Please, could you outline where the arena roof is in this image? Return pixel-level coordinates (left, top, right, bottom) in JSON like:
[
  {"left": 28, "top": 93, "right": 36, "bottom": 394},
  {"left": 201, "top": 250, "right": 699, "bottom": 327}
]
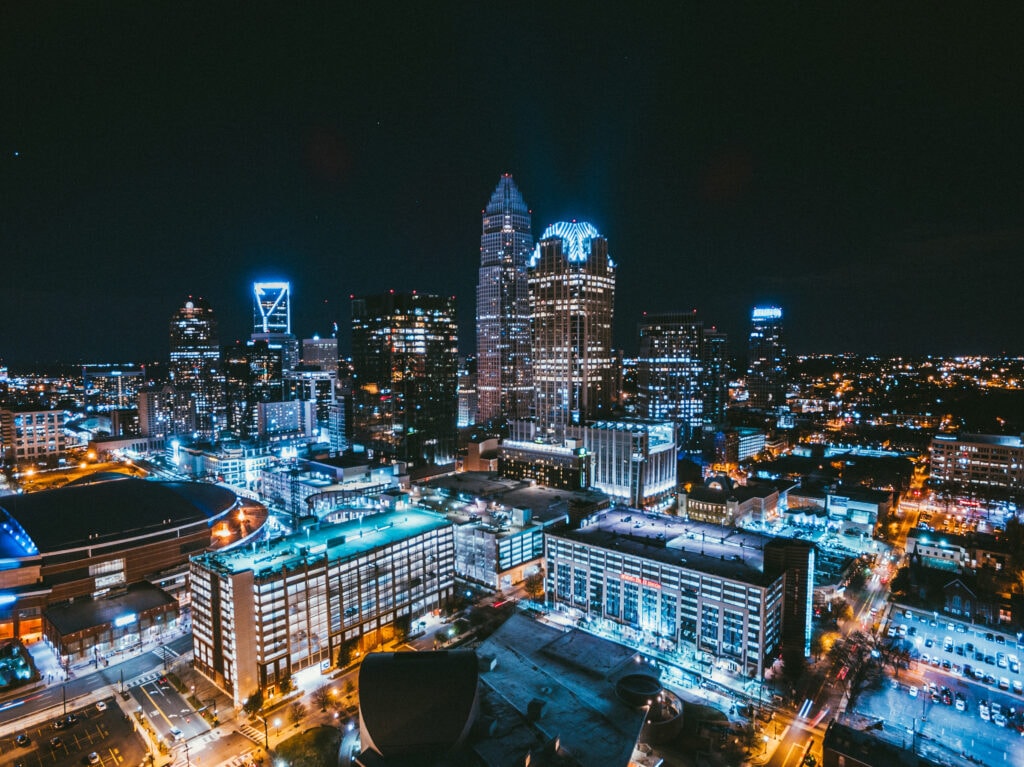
[{"left": 0, "top": 478, "right": 238, "bottom": 555}]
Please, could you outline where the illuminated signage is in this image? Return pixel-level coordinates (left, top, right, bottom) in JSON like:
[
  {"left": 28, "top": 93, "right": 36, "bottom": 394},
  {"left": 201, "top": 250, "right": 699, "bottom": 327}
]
[
  {"left": 751, "top": 307, "right": 783, "bottom": 320},
  {"left": 622, "top": 573, "right": 662, "bottom": 589},
  {"left": 113, "top": 613, "right": 137, "bottom": 628}
]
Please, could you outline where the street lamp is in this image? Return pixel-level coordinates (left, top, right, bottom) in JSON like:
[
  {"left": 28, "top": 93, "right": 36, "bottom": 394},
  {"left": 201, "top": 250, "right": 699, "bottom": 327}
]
[
  {"left": 274, "top": 717, "right": 281, "bottom": 737},
  {"left": 762, "top": 735, "right": 769, "bottom": 754}
]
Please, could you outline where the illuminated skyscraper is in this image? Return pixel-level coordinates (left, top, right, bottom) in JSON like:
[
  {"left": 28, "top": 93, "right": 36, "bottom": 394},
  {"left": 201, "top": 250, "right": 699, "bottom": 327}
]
[
  {"left": 351, "top": 292, "right": 458, "bottom": 465},
  {"left": 252, "top": 281, "right": 299, "bottom": 371},
  {"left": 746, "top": 305, "right": 787, "bottom": 409},
  {"left": 475, "top": 174, "right": 534, "bottom": 423},
  {"left": 637, "top": 311, "right": 705, "bottom": 449},
  {"left": 528, "top": 221, "right": 615, "bottom": 439},
  {"left": 701, "top": 327, "right": 729, "bottom": 428},
  {"left": 168, "top": 296, "right": 224, "bottom": 437}
]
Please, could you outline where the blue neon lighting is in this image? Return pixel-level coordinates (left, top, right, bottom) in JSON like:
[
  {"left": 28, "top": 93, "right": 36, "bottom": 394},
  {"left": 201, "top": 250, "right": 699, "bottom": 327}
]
[{"left": 530, "top": 221, "right": 605, "bottom": 266}]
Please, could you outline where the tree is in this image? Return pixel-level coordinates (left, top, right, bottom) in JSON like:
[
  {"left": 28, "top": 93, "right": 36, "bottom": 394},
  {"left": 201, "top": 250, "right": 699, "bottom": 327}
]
[
  {"left": 336, "top": 638, "right": 359, "bottom": 668},
  {"left": 312, "top": 684, "right": 332, "bottom": 712},
  {"left": 287, "top": 701, "right": 305, "bottom": 728},
  {"left": 279, "top": 676, "right": 293, "bottom": 695},
  {"left": 242, "top": 689, "right": 263, "bottom": 716},
  {"left": 523, "top": 570, "right": 545, "bottom": 600}
]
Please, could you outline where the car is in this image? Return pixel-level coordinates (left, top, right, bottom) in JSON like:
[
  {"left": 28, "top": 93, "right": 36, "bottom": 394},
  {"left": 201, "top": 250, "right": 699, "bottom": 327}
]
[
  {"left": 956, "top": 645, "right": 965, "bottom": 656},
  {"left": 921, "top": 653, "right": 930, "bottom": 664},
  {"left": 953, "top": 663, "right": 962, "bottom": 674},
  {"left": 957, "top": 623, "right": 968, "bottom": 633},
  {"left": 52, "top": 719, "right": 66, "bottom": 730},
  {"left": 64, "top": 713, "right": 78, "bottom": 726},
  {"left": 967, "top": 642, "right": 975, "bottom": 653},
  {"left": 976, "top": 650, "right": 986, "bottom": 662},
  {"left": 955, "top": 694, "right": 966, "bottom": 712},
  {"left": 925, "top": 638, "right": 935, "bottom": 648},
  {"left": 996, "top": 635, "right": 1006, "bottom": 645},
  {"left": 985, "top": 655, "right": 996, "bottom": 665},
  {"left": 96, "top": 700, "right": 107, "bottom": 711},
  {"left": 941, "top": 687, "right": 953, "bottom": 705},
  {"left": 980, "top": 701, "right": 991, "bottom": 721},
  {"left": 974, "top": 669, "right": 985, "bottom": 681},
  {"left": 15, "top": 734, "right": 30, "bottom": 747},
  {"left": 964, "top": 664, "right": 974, "bottom": 676},
  {"left": 909, "top": 685, "right": 919, "bottom": 698},
  {"left": 985, "top": 674, "right": 997, "bottom": 685},
  {"left": 1014, "top": 680, "right": 1023, "bottom": 695},
  {"left": 998, "top": 653, "right": 1008, "bottom": 667},
  {"left": 994, "top": 712, "right": 1008, "bottom": 727},
  {"left": 169, "top": 727, "right": 183, "bottom": 742},
  {"left": 944, "top": 637, "right": 954, "bottom": 651},
  {"left": 49, "top": 736, "right": 63, "bottom": 748},
  {"left": 985, "top": 632, "right": 995, "bottom": 641},
  {"left": 908, "top": 626, "right": 918, "bottom": 637},
  {"left": 1010, "top": 657, "right": 1020, "bottom": 673},
  {"left": 1000, "top": 677, "right": 1010, "bottom": 690},
  {"left": 942, "top": 659, "right": 952, "bottom": 670},
  {"left": 86, "top": 753, "right": 101, "bottom": 765},
  {"left": 931, "top": 656, "right": 941, "bottom": 666}
]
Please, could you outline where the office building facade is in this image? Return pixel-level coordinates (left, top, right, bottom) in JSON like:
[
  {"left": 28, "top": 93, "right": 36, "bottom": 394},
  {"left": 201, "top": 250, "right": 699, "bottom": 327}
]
[
  {"left": 252, "top": 281, "right": 299, "bottom": 372},
  {"left": 930, "top": 433, "right": 1024, "bottom": 494},
  {"left": 475, "top": 174, "right": 535, "bottom": 424},
  {"left": 746, "top": 306, "right": 787, "bottom": 409},
  {"left": 528, "top": 221, "right": 616, "bottom": 440},
  {"left": 168, "top": 297, "right": 225, "bottom": 437},
  {"left": 351, "top": 292, "right": 458, "bottom": 465},
  {"left": 573, "top": 419, "right": 677, "bottom": 510},
  {"left": 0, "top": 408, "right": 67, "bottom": 467},
  {"left": 190, "top": 510, "right": 455, "bottom": 706},
  {"left": 637, "top": 311, "right": 706, "bottom": 449},
  {"left": 545, "top": 510, "right": 784, "bottom": 678}
]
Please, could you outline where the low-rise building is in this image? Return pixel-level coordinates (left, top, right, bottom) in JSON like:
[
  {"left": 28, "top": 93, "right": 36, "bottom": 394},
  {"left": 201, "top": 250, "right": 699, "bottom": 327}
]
[
  {"left": 544, "top": 509, "right": 800, "bottom": 678},
  {"left": 930, "top": 432, "right": 1024, "bottom": 494},
  {"left": 190, "top": 509, "right": 455, "bottom": 707}
]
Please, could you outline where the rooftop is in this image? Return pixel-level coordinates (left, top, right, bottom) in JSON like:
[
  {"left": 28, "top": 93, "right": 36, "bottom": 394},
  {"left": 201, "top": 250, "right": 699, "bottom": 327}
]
[
  {"left": 556, "top": 509, "right": 773, "bottom": 584},
  {"left": 193, "top": 508, "right": 450, "bottom": 577},
  {"left": 473, "top": 614, "right": 646, "bottom": 767},
  {"left": 0, "top": 477, "right": 237, "bottom": 554},
  {"left": 45, "top": 581, "right": 176, "bottom": 636}
]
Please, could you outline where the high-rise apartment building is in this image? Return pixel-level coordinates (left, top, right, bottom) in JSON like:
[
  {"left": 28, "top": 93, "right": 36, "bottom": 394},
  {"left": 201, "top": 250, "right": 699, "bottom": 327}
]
[
  {"left": 746, "top": 305, "right": 787, "bottom": 409},
  {"left": 0, "top": 408, "right": 67, "bottom": 466},
  {"left": 252, "top": 281, "right": 299, "bottom": 372},
  {"left": 528, "top": 221, "right": 616, "bottom": 440},
  {"left": 351, "top": 292, "right": 458, "bottom": 465},
  {"left": 475, "top": 174, "right": 534, "bottom": 424},
  {"left": 168, "top": 297, "right": 225, "bottom": 437}
]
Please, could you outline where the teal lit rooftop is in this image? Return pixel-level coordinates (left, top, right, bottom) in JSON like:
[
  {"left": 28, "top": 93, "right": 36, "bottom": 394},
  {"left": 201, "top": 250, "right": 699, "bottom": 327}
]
[{"left": 194, "top": 509, "right": 450, "bottom": 576}]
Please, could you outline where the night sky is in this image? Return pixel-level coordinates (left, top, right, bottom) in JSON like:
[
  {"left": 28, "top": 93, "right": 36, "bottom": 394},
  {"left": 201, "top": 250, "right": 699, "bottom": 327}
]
[{"left": 3, "top": 4, "right": 1023, "bottom": 366}]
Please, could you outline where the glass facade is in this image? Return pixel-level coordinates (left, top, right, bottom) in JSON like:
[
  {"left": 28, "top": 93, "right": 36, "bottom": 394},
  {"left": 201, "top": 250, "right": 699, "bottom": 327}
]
[
  {"left": 475, "top": 174, "right": 534, "bottom": 423},
  {"left": 528, "top": 222, "right": 616, "bottom": 440},
  {"left": 168, "top": 297, "right": 225, "bottom": 437}
]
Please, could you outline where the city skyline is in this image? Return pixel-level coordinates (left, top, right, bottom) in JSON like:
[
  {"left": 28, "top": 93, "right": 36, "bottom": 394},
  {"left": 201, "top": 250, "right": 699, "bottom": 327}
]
[{"left": 3, "top": 6, "right": 1023, "bottom": 365}]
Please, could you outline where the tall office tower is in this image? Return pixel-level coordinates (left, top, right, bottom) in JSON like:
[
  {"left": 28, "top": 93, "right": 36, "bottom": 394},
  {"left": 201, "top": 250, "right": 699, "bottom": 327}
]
[
  {"left": 222, "top": 338, "right": 286, "bottom": 440},
  {"left": 475, "top": 174, "right": 534, "bottom": 423},
  {"left": 252, "top": 281, "right": 299, "bottom": 371},
  {"left": 701, "top": 328, "right": 729, "bottom": 429},
  {"left": 528, "top": 221, "right": 616, "bottom": 441},
  {"left": 302, "top": 336, "right": 338, "bottom": 371},
  {"left": 168, "top": 296, "right": 225, "bottom": 437},
  {"left": 637, "top": 311, "right": 705, "bottom": 450},
  {"left": 746, "top": 305, "right": 787, "bottom": 409},
  {"left": 351, "top": 292, "right": 458, "bottom": 465}
]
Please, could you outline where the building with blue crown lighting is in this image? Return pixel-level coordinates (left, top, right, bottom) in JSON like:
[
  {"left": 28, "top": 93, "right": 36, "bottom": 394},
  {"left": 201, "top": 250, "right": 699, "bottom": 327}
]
[{"left": 528, "top": 221, "right": 616, "bottom": 441}]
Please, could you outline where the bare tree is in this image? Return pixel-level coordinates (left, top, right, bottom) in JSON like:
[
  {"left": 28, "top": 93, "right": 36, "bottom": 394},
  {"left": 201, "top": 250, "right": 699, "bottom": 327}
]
[
  {"left": 288, "top": 700, "right": 306, "bottom": 728},
  {"left": 312, "top": 684, "right": 332, "bottom": 712}
]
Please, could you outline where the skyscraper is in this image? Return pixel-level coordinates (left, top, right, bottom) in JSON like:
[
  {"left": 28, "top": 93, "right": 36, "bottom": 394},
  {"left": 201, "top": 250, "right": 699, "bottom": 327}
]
[
  {"left": 528, "top": 221, "right": 616, "bottom": 440},
  {"left": 637, "top": 311, "right": 705, "bottom": 450},
  {"left": 168, "top": 296, "right": 224, "bottom": 437},
  {"left": 351, "top": 292, "right": 458, "bottom": 465},
  {"left": 746, "top": 305, "right": 787, "bottom": 409},
  {"left": 475, "top": 174, "right": 534, "bottom": 423},
  {"left": 252, "top": 281, "right": 299, "bottom": 372},
  {"left": 701, "top": 327, "right": 730, "bottom": 429}
]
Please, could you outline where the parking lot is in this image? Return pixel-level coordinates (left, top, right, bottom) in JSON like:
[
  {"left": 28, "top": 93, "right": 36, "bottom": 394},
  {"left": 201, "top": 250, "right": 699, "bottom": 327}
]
[
  {"left": 877, "top": 605, "right": 1024, "bottom": 760},
  {"left": 0, "top": 697, "right": 146, "bottom": 767}
]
